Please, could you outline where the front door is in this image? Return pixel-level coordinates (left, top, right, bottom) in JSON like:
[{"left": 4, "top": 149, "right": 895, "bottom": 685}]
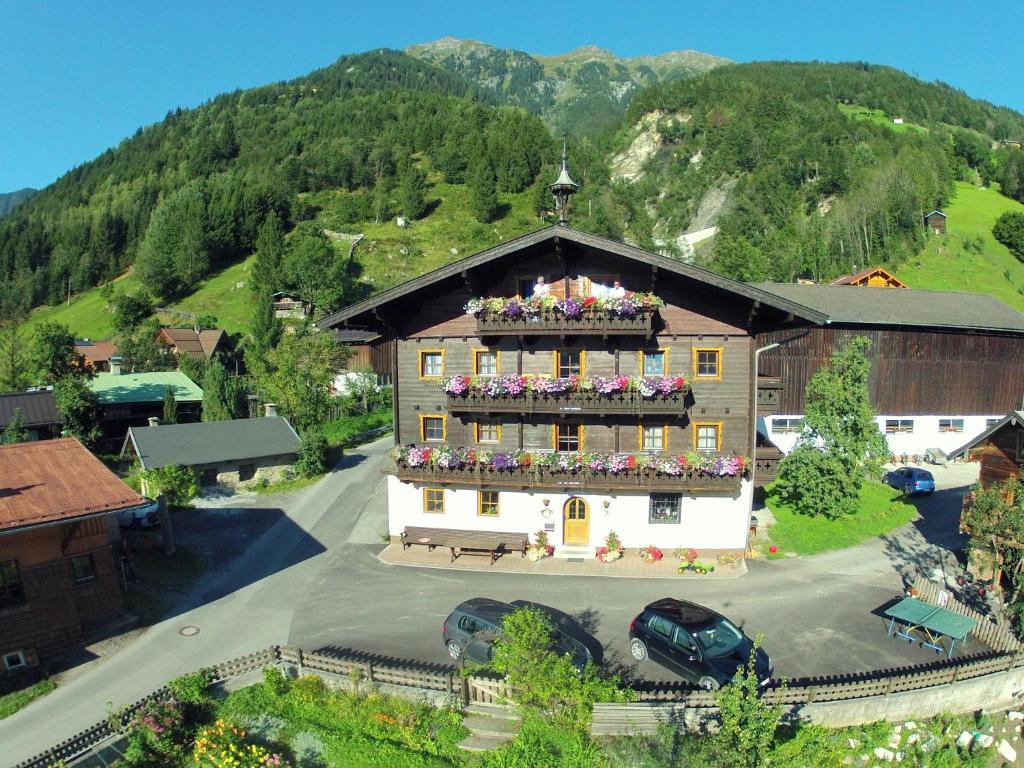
[{"left": 563, "top": 498, "right": 589, "bottom": 546}]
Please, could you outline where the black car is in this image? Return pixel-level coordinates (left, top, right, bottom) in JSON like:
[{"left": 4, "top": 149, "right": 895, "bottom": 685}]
[
  {"left": 628, "top": 598, "right": 773, "bottom": 690},
  {"left": 442, "top": 597, "right": 592, "bottom": 668}
]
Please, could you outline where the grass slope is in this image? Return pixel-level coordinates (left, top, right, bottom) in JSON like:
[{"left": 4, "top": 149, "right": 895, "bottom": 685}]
[
  {"left": 837, "top": 103, "right": 928, "bottom": 134},
  {"left": 896, "top": 181, "right": 1024, "bottom": 310}
]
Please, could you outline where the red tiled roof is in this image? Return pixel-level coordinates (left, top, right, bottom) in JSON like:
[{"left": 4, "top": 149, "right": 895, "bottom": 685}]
[
  {"left": 0, "top": 438, "right": 145, "bottom": 532},
  {"left": 74, "top": 340, "right": 119, "bottom": 365}
]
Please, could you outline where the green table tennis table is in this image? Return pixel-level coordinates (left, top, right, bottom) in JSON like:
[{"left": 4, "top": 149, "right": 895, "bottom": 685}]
[{"left": 884, "top": 597, "right": 977, "bottom": 658}]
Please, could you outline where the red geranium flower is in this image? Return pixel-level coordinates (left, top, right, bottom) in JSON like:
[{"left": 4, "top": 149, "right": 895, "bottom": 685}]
[
  {"left": 583, "top": 296, "right": 597, "bottom": 308},
  {"left": 626, "top": 455, "right": 637, "bottom": 469}
]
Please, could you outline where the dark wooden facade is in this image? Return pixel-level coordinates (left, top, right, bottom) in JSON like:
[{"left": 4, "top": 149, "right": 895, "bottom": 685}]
[
  {"left": 756, "top": 326, "right": 1024, "bottom": 416},
  {"left": 344, "top": 338, "right": 395, "bottom": 383},
  {"left": 964, "top": 421, "right": 1023, "bottom": 487},
  {"left": 924, "top": 210, "right": 947, "bottom": 234},
  {"left": 0, "top": 515, "right": 125, "bottom": 665}
]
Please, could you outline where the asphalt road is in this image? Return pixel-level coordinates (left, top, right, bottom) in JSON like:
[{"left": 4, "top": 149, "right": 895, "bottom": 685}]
[{"left": 0, "top": 441, "right": 977, "bottom": 765}]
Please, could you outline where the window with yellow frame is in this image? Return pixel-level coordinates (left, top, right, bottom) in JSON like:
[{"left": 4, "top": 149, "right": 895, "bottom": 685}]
[
  {"left": 475, "top": 418, "right": 501, "bottom": 444},
  {"left": 478, "top": 490, "right": 500, "bottom": 517},
  {"left": 639, "top": 349, "right": 668, "bottom": 376},
  {"left": 692, "top": 347, "right": 722, "bottom": 381},
  {"left": 423, "top": 488, "right": 445, "bottom": 514},
  {"left": 553, "top": 423, "right": 583, "bottom": 451},
  {"left": 418, "top": 349, "right": 445, "bottom": 379},
  {"left": 638, "top": 424, "right": 668, "bottom": 452},
  {"left": 473, "top": 349, "right": 499, "bottom": 376},
  {"left": 554, "top": 350, "right": 585, "bottom": 378},
  {"left": 419, "top": 414, "right": 446, "bottom": 442},
  {"left": 694, "top": 422, "right": 722, "bottom": 452}
]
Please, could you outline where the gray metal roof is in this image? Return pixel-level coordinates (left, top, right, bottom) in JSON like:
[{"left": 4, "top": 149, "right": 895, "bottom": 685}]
[
  {"left": 318, "top": 225, "right": 828, "bottom": 329},
  {"left": 0, "top": 390, "right": 61, "bottom": 429},
  {"left": 751, "top": 283, "right": 1024, "bottom": 335},
  {"left": 124, "top": 417, "right": 301, "bottom": 470}
]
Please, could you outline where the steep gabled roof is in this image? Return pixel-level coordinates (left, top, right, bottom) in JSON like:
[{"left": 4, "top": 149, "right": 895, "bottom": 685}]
[
  {"left": 0, "top": 390, "right": 61, "bottom": 429},
  {"left": 924, "top": 210, "right": 947, "bottom": 218},
  {"left": 317, "top": 225, "right": 828, "bottom": 329},
  {"left": 158, "top": 328, "right": 226, "bottom": 359},
  {"left": 74, "top": 340, "right": 119, "bottom": 365},
  {"left": 947, "top": 411, "right": 1024, "bottom": 460},
  {"left": 123, "top": 417, "right": 301, "bottom": 470},
  {"left": 830, "top": 267, "right": 907, "bottom": 288},
  {"left": 752, "top": 283, "right": 1024, "bottom": 334},
  {"left": 0, "top": 438, "right": 147, "bottom": 533}
]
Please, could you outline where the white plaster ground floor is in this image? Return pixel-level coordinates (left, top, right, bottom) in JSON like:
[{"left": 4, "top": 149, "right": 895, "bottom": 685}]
[
  {"left": 765, "top": 414, "right": 1001, "bottom": 457},
  {"left": 387, "top": 475, "right": 752, "bottom": 553}
]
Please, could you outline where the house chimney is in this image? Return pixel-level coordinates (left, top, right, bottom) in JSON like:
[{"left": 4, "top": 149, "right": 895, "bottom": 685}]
[
  {"left": 264, "top": 403, "right": 278, "bottom": 418},
  {"left": 110, "top": 354, "right": 123, "bottom": 375},
  {"left": 148, "top": 416, "right": 160, "bottom": 427}
]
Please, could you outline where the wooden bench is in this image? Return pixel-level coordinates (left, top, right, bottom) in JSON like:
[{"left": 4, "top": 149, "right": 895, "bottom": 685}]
[{"left": 400, "top": 526, "right": 529, "bottom": 564}]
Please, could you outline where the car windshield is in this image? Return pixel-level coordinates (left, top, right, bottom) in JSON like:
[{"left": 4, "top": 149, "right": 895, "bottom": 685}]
[{"left": 692, "top": 617, "right": 745, "bottom": 657}]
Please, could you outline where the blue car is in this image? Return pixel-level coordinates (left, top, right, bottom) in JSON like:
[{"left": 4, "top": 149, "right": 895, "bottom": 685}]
[{"left": 885, "top": 466, "right": 935, "bottom": 495}]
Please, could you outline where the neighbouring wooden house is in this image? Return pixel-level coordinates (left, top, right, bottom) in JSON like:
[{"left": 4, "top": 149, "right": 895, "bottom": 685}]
[
  {"left": 333, "top": 328, "right": 395, "bottom": 383},
  {"left": 924, "top": 209, "right": 947, "bottom": 234},
  {"left": 830, "top": 267, "right": 907, "bottom": 288},
  {"left": 121, "top": 417, "right": 301, "bottom": 490},
  {"left": 0, "top": 390, "right": 62, "bottom": 442},
  {"left": 73, "top": 340, "right": 119, "bottom": 372},
  {"left": 0, "top": 438, "right": 152, "bottom": 670},
  {"left": 156, "top": 328, "right": 229, "bottom": 361},
  {"left": 272, "top": 292, "right": 311, "bottom": 320},
  {"left": 947, "top": 411, "right": 1024, "bottom": 487},
  {"left": 88, "top": 371, "right": 203, "bottom": 452}
]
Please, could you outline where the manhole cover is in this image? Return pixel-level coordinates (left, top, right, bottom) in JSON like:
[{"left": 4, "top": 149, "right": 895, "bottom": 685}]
[{"left": 179, "top": 625, "right": 200, "bottom": 637}]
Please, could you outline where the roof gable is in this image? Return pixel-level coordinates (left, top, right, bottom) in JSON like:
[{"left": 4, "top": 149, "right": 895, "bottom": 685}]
[
  {"left": 318, "top": 225, "right": 827, "bottom": 330},
  {"left": 948, "top": 411, "right": 1024, "bottom": 460},
  {"left": 830, "top": 267, "right": 907, "bottom": 288},
  {"left": 125, "top": 417, "right": 301, "bottom": 470}
]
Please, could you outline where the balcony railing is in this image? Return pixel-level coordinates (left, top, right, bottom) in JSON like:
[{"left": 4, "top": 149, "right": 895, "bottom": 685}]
[
  {"left": 476, "top": 310, "right": 654, "bottom": 336},
  {"left": 753, "top": 448, "right": 784, "bottom": 484},
  {"left": 388, "top": 462, "right": 742, "bottom": 494},
  {"left": 756, "top": 377, "right": 783, "bottom": 415},
  {"left": 446, "top": 390, "right": 690, "bottom": 415}
]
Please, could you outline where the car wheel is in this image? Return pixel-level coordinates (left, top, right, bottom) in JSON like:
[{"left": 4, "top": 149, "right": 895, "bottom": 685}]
[
  {"left": 447, "top": 641, "right": 462, "bottom": 660},
  {"left": 698, "top": 676, "right": 720, "bottom": 692},
  {"left": 629, "top": 638, "right": 648, "bottom": 661},
  {"left": 903, "top": 484, "right": 914, "bottom": 496}
]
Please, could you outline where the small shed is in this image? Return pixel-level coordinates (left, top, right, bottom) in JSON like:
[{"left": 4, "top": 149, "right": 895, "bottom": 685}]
[
  {"left": 947, "top": 411, "right": 1024, "bottom": 487},
  {"left": 924, "top": 210, "right": 947, "bottom": 235},
  {"left": 333, "top": 328, "right": 395, "bottom": 383},
  {"left": 272, "top": 292, "right": 311, "bottom": 320},
  {"left": 122, "top": 417, "right": 302, "bottom": 490},
  {"left": 830, "top": 266, "right": 907, "bottom": 289}
]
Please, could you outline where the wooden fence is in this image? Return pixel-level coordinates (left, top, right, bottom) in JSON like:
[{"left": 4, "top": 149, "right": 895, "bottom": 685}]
[
  {"left": 910, "top": 575, "right": 1024, "bottom": 652},
  {"left": 16, "top": 639, "right": 1024, "bottom": 767}
]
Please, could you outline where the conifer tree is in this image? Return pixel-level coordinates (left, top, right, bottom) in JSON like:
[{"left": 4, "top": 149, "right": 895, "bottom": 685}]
[
  {"left": 162, "top": 385, "right": 178, "bottom": 424},
  {"left": 398, "top": 161, "right": 428, "bottom": 220},
  {"left": 249, "top": 291, "right": 282, "bottom": 359},
  {"left": 469, "top": 158, "right": 499, "bottom": 224},
  {"left": 251, "top": 212, "right": 285, "bottom": 294}
]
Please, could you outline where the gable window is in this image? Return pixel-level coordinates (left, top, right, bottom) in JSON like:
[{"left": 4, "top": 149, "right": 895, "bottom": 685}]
[
  {"left": 695, "top": 423, "right": 721, "bottom": 452},
  {"left": 420, "top": 415, "right": 446, "bottom": 442},
  {"left": 423, "top": 488, "right": 445, "bottom": 514},
  {"left": 640, "top": 425, "right": 667, "bottom": 452},
  {"left": 554, "top": 423, "right": 583, "bottom": 451},
  {"left": 938, "top": 419, "right": 964, "bottom": 433},
  {"left": 693, "top": 348, "right": 722, "bottom": 380},
  {"left": 71, "top": 554, "right": 96, "bottom": 583},
  {"left": 885, "top": 419, "right": 914, "bottom": 434},
  {"left": 474, "top": 349, "right": 499, "bottom": 376},
  {"left": 0, "top": 559, "right": 24, "bottom": 609},
  {"left": 555, "top": 350, "right": 584, "bottom": 378},
  {"left": 642, "top": 350, "right": 667, "bottom": 376},
  {"left": 418, "top": 349, "right": 444, "bottom": 379},
  {"left": 475, "top": 419, "right": 501, "bottom": 444},
  {"left": 771, "top": 418, "right": 804, "bottom": 434},
  {"left": 478, "top": 490, "right": 500, "bottom": 517},
  {"left": 649, "top": 494, "right": 681, "bottom": 524}
]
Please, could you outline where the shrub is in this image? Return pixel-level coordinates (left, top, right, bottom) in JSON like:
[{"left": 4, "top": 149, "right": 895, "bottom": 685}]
[
  {"left": 993, "top": 211, "right": 1024, "bottom": 260},
  {"left": 142, "top": 465, "right": 198, "bottom": 506},
  {"left": 295, "top": 430, "right": 328, "bottom": 477},
  {"left": 192, "top": 719, "right": 290, "bottom": 768},
  {"left": 121, "top": 699, "right": 188, "bottom": 767}
]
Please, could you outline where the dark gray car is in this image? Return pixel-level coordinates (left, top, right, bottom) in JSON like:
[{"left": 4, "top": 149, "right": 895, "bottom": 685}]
[{"left": 442, "top": 597, "right": 592, "bottom": 668}]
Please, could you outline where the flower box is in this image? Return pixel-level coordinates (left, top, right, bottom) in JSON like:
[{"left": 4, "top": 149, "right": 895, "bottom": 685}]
[
  {"left": 444, "top": 377, "right": 690, "bottom": 415},
  {"left": 466, "top": 294, "right": 663, "bottom": 336}
]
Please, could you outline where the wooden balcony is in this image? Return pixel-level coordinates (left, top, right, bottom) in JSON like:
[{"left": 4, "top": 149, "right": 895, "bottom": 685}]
[
  {"left": 476, "top": 310, "right": 654, "bottom": 336},
  {"left": 446, "top": 390, "right": 690, "bottom": 415},
  {"left": 753, "top": 447, "right": 784, "bottom": 485},
  {"left": 756, "top": 377, "right": 783, "bottom": 416},
  {"left": 388, "top": 463, "right": 742, "bottom": 494}
]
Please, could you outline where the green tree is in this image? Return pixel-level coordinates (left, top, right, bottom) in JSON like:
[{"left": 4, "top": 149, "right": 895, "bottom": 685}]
[
  {"left": 251, "top": 331, "right": 348, "bottom": 431},
  {"left": 116, "top": 318, "right": 171, "bottom": 373},
  {"left": 53, "top": 376, "right": 100, "bottom": 446},
  {"left": 715, "top": 636, "right": 785, "bottom": 768},
  {"left": 135, "top": 181, "right": 210, "bottom": 299},
  {"left": 962, "top": 478, "right": 1024, "bottom": 604},
  {"left": 0, "top": 319, "right": 29, "bottom": 392},
  {"left": 469, "top": 158, "right": 499, "bottom": 223},
  {"left": 295, "top": 430, "right": 328, "bottom": 477},
  {"left": 2, "top": 408, "right": 28, "bottom": 444},
  {"left": 201, "top": 359, "right": 242, "bottom": 422},
  {"left": 774, "top": 337, "right": 889, "bottom": 518},
  {"left": 397, "top": 160, "right": 428, "bottom": 220},
  {"left": 993, "top": 211, "right": 1024, "bottom": 260},
  {"left": 112, "top": 293, "right": 154, "bottom": 334},
  {"left": 30, "top": 322, "right": 82, "bottom": 384},
  {"left": 248, "top": 291, "right": 282, "bottom": 359},
  {"left": 280, "top": 223, "right": 342, "bottom": 313},
  {"left": 142, "top": 465, "right": 198, "bottom": 507},
  {"left": 162, "top": 385, "right": 178, "bottom": 424},
  {"left": 708, "top": 234, "right": 771, "bottom": 282},
  {"left": 251, "top": 212, "right": 285, "bottom": 294}
]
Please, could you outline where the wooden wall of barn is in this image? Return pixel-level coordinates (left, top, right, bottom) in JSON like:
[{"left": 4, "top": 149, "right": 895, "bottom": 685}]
[
  {"left": 967, "top": 422, "right": 1023, "bottom": 486},
  {"left": 757, "top": 326, "right": 1024, "bottom": 415}
]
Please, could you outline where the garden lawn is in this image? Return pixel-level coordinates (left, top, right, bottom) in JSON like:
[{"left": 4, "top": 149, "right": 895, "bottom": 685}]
[
  {"left": 322, "top": 408, "right": 393, "bottom": 448},
  {"left": 0, "top": 678, "right": 56, "bottom": 720},
  {"left": 764, "top": 481, "right": 917, "bottom": 556}
]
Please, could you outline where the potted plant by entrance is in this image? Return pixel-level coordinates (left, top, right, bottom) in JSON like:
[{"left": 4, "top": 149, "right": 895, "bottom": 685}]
[
  {"left": 639, "top": 545, "right": 663, "bottom": 563},
  {"left": 527, "top": 530, "right": 555, "bottom": 561},
  {"left": 596, "top": 530, "right": 624, "bottom": 563}
]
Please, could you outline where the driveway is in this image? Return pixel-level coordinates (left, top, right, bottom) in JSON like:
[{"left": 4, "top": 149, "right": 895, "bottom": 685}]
[{"left": 0, "top": 447, "right": 978, "bottom": 765}]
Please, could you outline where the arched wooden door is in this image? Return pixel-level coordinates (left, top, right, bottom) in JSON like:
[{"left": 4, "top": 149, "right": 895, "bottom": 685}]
[{"left": 563, "top": 498, "right": 590, "bottom": 546}]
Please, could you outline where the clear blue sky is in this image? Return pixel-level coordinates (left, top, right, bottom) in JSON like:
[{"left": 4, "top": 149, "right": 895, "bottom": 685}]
[{"left": 2, "top": 0, "right": 1022, "bottom": 191}]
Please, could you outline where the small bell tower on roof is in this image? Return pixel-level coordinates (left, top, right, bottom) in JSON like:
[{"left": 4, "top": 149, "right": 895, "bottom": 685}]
[{"left": 549, "top": 133, "right": 579, "bottom": 224}]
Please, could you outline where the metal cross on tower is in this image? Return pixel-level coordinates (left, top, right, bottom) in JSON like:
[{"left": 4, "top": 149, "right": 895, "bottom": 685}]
[{"left": 549, "top": 133, "right": 579, "bottom": 224}]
